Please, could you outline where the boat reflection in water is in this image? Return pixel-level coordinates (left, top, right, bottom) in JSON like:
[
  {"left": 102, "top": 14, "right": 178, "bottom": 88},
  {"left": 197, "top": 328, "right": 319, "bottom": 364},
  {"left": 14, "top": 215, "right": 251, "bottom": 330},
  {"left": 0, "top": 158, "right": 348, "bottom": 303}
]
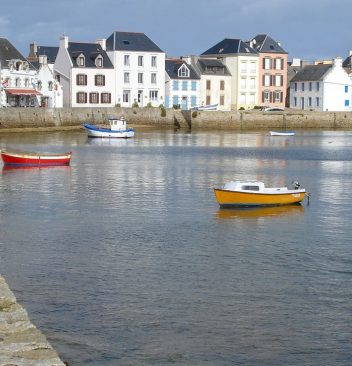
[
  {"left": 216, "top": 203, "right": 304, "bottom": 220},
  {"left": 2, "top": 165, "right": 72, "bottom": 174}
]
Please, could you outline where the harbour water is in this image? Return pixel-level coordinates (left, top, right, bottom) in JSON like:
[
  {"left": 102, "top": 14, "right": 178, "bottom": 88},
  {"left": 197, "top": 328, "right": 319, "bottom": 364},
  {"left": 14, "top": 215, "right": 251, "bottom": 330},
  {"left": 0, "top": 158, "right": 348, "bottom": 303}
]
[{"left": 1, "top": 128, "right": 352, "bottom": 365}]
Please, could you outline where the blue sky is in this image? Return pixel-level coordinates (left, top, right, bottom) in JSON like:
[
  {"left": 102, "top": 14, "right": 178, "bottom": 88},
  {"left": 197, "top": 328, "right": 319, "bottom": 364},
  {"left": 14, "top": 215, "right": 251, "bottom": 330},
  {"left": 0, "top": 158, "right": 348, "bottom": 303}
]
[{"left": 1, "top": 0, "right": 351, "bottom": 62}]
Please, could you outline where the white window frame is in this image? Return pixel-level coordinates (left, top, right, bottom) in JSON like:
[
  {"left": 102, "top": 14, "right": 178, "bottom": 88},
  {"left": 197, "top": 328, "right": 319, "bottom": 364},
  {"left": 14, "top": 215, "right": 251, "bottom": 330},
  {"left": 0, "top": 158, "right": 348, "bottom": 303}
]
[
  {"left": 124, "top": 72, "right": 130, "bottom": 84},
  {"left": 178, "top": 64, "right": 189, "bottom": 78},
  {"left": 151, "top": 73, "right": 157, "bottom": 84}
]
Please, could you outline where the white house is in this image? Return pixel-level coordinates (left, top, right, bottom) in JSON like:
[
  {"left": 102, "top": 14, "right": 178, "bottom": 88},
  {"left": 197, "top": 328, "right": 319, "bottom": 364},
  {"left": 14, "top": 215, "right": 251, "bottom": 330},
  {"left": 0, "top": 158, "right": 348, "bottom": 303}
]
[
  {"left": 0, "top": 37, "right": 40, "bottom": 107},
  {"left": 290, "top": 57, "right": 352, "bottom": 111},
  {"left": 54, "top": 35, "right": 115, "bottom": 107},
  {"left": 200, "top": 39, "right": 259, "bottom": 110},
  {"left": 165, "top": 58, "right": 200, "bottom": 110},
  {"left": 105, "top": 31, "right": 165, "bottom": 107},
  {"left": 183, "top": 56, "right": 232, "bottom": 111}
]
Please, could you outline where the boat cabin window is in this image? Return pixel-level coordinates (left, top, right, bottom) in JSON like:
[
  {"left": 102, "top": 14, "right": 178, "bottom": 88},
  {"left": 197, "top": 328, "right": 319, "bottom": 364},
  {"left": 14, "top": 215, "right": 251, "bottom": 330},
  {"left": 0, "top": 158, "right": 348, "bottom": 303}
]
[{"left": 241, "top": 185, "right": 260, "bottom": 191}]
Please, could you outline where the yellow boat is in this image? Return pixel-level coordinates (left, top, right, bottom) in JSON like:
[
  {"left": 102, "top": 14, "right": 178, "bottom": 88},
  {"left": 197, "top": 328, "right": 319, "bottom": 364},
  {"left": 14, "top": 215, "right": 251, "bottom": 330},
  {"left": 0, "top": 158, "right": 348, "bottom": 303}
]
[{"left": 214, "top": 180, "right": 306, "bottom": 208}]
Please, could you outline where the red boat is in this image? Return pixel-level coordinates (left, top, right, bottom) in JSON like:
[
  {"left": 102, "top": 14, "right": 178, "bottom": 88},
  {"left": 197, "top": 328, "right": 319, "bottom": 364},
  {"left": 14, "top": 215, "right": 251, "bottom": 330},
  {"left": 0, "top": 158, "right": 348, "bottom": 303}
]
[{"left": 1, "top": 149, "right": 72, "bottom": 166}]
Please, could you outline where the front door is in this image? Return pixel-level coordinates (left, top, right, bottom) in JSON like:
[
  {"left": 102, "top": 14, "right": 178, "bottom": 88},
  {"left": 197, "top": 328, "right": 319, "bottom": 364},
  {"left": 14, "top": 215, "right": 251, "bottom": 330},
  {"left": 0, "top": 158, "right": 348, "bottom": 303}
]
[{"left": 137, "top": 90, "right": 143, "bottom": 107}]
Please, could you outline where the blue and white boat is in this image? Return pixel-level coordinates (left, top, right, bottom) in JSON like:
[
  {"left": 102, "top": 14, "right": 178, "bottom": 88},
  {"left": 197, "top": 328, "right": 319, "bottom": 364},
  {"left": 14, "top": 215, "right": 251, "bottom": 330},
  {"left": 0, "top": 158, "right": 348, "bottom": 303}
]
[{"left": 83, "top": 116, "right": 135, "bottom": 138}]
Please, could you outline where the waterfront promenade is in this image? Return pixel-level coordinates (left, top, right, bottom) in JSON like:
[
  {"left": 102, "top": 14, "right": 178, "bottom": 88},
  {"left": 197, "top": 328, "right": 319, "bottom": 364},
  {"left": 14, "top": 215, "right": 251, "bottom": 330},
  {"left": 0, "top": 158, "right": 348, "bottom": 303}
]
[{"left": 0, "top": 274, "right": 65, "bottom": 365}]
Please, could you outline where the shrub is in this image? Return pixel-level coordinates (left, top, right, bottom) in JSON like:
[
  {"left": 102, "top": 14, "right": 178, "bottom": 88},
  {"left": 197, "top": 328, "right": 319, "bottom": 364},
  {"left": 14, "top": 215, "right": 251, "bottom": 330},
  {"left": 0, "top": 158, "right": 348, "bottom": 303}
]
[
  {"left": 146, "top": 102, "right": 152, "bottom": 108},
  {"left": 160, "top": 105, "right": 166, "bottom": 117},
  {"left": 239, "top": 107, "right": 245, "bottom": 110},
  {"left": 192, "top": 111, "right": 198, "bottom": 118},
  {"left": 115, "top": 103, "right": 121, "bottom": 107},
  {"left": 173, "top": 104, "right": 179, "bottom": 109},
  {"left": 132, "top": 101, "right": 139, "bottom": 108}
]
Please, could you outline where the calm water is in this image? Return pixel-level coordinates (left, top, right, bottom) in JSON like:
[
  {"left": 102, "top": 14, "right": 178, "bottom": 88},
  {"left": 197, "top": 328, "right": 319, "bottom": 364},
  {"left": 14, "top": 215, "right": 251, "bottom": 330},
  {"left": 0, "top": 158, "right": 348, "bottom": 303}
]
[{"left": 1, "top": 128, "right": 352, "bottom": 365}]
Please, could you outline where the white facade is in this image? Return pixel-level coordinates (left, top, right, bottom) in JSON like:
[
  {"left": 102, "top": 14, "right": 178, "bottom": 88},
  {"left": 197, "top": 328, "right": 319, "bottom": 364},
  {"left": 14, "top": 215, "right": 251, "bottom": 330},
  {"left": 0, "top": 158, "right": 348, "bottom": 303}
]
[
  {"left": 290, "top": 58, "right": 352, "bottom": 111},
  {"left": 107, "top": 50, "right": 165, "bottom": 107},
  {"left": 54, "top": 35, "right": 115, "bottom": 108},
  {"left": 221, "top": 55, "right": 259, "bottom": 109}
]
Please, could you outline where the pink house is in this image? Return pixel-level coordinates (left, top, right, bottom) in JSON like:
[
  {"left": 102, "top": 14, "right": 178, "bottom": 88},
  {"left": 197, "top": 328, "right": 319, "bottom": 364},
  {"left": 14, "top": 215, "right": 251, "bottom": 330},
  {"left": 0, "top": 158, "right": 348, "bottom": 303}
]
[{"left": 248, "top": 34, "right": 288, "bottom": 108}]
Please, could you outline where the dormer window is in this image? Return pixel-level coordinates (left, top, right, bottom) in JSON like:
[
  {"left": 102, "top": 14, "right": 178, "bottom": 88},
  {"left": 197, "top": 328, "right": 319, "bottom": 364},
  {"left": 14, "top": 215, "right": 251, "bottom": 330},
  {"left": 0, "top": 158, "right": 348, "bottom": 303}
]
[
  {"left": 95, "top": 55, "right": 103, "bottom": 68},
  {"left": 77, "top": 55, "right": 85, "bottom": 67},
  {"left": 178, "top": 64, "right": 190, "bottom": 78}
]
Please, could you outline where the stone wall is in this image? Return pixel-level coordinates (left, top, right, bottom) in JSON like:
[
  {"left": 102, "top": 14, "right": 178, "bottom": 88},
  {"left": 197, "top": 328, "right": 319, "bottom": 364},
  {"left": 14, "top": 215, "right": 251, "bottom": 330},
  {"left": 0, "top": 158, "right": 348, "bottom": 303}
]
[
  {"left": 0, "top": 274, "right": 65, "bottom": 366},
  {"left": 1, "top": 107, "right": 352, "bottom": 131}
]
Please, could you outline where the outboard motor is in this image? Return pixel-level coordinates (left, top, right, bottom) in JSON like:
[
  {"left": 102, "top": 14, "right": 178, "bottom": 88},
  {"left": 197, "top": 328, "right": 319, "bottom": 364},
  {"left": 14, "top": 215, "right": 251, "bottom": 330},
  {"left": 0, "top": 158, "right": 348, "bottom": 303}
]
[{"left": 292, "top": 181, "right": 300, "bottom": 190}]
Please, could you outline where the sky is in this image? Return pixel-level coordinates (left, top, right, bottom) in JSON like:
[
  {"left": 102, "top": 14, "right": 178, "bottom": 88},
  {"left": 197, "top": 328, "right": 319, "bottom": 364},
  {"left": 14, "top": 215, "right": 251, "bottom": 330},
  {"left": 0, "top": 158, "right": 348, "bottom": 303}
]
[{"left": 1, "top": 0, "right": 351, "bottom": 62}]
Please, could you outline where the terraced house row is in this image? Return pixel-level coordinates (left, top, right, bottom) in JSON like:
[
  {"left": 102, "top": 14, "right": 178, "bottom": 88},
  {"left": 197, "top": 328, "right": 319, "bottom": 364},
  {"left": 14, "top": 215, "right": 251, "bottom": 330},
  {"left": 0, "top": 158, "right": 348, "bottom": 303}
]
[{"left": 1, "top": 30, "right": 352, "bottom": 111}]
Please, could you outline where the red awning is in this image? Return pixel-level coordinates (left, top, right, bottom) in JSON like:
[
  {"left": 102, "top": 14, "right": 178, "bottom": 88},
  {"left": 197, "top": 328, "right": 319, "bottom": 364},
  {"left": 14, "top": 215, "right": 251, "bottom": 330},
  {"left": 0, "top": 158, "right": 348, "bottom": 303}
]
[{"left": 5, "top": 88, "right": 42, "bottom": 96}]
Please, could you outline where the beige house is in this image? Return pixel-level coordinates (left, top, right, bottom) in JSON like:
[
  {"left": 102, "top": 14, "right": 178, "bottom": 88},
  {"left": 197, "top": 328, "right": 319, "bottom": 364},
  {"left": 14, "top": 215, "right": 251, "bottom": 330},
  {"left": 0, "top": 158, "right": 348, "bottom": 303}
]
[{"left": 200, "top": 39, "right": 259, "bottom": 110}]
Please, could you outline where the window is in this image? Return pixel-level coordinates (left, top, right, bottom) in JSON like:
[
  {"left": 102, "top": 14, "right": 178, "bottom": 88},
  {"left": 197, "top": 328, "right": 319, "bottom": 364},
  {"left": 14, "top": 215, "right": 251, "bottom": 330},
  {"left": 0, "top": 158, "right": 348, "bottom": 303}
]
[
  {"left": 48, "top": 81, "right": 53, "bottom": 91},
  {"left": 15, "top": 78, "right": 20, "bottom": 87},
  {"left": 308, "top": 97, "right": 312, "bottom": 107},
  {"left": 191, "top": 96, "right": 196, "bottom": 107},
  {"left": 76, "top": 92, "right": 87, "bottom": 103},
  {"left": 124, "top": 55, "right": 130, "bottom": 66},
  {"left": 191, "top": 81, "right": 197, "bottom": 91},
  {"left": 77, "top": 56, "right": 85, "bottom": 67},
  {"left": 182, "top": 81, "right": 187, "bottom": 91},
  {"left": 123, "top": 90, "right": 130, "bottom": 103},
  {"left": 173, "top": 96, "right": 179, "bottom": 107},
  {"left": 294, "top": 83, "right": 297, "bottom": 92},
  {"left": 76, "top": 74, "right": 87, "bottom": 86},
  {"left": 264, "top": 75, "right": 271, "bottom": 87},
  {"left": 89, "top": 92, "right": 99, "bottom": 104},
  {"left": 24, "top": 78, "right": 30, "bottom": 88},
  {"left": 206, "top": 95, "right": 211, "bottom": 105},
  {"left": 95, "top": 75, "right": 105, "bottom": 86},
  {"left": 37, "top": 81, "right": 42, "bottom": 90},
  {"left": 264, "top": 58, "right": 271, "bottom": 70},
  {"left": 275, "top": 58, "right": 282, "bottom": 70},
  {"left": 173, "top": 80, "right": 179, "bottom": 91},
  {"left": 309, "top": 82, "right": 312, "bottom": 91},
  {"left": 275, "top": 91, "right": 281, "bottom": 102},
  {"left": 151, "top": 73, "right": 157, "bottom": 84},
  {"left": 345, "top": 100, "right": 350, "bottom": 107},
  {"left": 250, "top": 78, "right": 255, "bottom": 89},
  {"left": 206, "top": 80, "right": 211, "bottom": 90},
  {"left": 275, "top": 75, "right": 282, "bottom": 87},
  {"left": 294, "top": 97, "right": 297, "bottom": 107},
  {"left": 316, "top": 97, "right": 320, "bottom": 107},
  {"left": 138, "top": 55, "right": 144, "bottom": 67},
  {"left": 220, "top": 95, "right": 225, "bottom": 106},
  {"left": 149, "top": 90, "right": 158, "bottom": 101},
  {"left": 301, "top": 83, "right": 305, "bottom": 91},
  {"left": 151, "top": 56, "right": 157, "bottom": 67},
  {"left": 124, "top": 72, "right": 130, "bottom": 84},
  {"left": 240, "top": 78, "right": 246, "bottom": 89},
  {"left": 345, "top": 85, "right": 349, "bottom": 93},
  {"left": 250, "top": 62, "right": 256, "bottom": 73},
  {"left": 138, "top": 73, "right": 143, "bottom": 84},
  {"left": 178, "top": 64, "right": 189, "bottom": 77},
  {"left": 263, "top": 91, "right": 270, "bottom": 103},
  {"left": 249, "top": 93, "right": 255, "bottom": 104},
  {"left": 240, "top": 62, "right": 247, "bottom": 73},
  {"left": 95, "top": 56, "right": 103, "bottom": 67},
  {"left": 101, "top": 93, "right": 111, "bottom": 104},
  {"left": 316, "top": 82, "right": 320, "bottom": 91},
  {"left": 220, "top": 80, "right": 225, "bottom": 91},
  {"left": 240, "top": 93, "right": 246, "bottom": 104}
]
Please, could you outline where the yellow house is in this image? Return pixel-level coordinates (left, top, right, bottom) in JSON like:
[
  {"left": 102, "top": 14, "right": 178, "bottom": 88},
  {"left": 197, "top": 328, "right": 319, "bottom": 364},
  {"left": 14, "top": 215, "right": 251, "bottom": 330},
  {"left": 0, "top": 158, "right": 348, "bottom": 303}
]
[{"left": 201, "top": 39, "right": 259, "bottom": 110}]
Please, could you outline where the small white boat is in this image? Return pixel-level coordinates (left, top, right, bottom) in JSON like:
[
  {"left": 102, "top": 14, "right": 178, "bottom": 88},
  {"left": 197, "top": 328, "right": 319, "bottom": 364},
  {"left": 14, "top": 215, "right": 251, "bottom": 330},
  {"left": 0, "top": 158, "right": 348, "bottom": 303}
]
[
  {"left": 83, "top": 116, "right": 135, "bottom": 138},
  {"left": 193, "top": 104, "right": 218, "bottom": 111},
  {"left": 270, "top": 131, "right": 295, "bottom": 136}
]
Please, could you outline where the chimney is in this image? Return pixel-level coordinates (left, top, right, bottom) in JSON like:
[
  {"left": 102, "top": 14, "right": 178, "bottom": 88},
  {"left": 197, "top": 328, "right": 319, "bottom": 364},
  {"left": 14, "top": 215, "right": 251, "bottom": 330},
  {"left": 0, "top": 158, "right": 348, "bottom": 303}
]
[
  {"left": 96, "top": 38, "right": 106, "bottom": 51},
  {"left": 29, "top": 42, "right": 38, "bottom": 59},
  {"left": 181, "top": 55, "right": 191, "bottom": 65},
  {"left": 39, "top": 55, "right": 48, "bottom": 65},
  {"left": 333, "top": 57, "right": 342, "bottom": 68},
  {"left": 60, "top": 34, "right": 69, "bottom": 49}
]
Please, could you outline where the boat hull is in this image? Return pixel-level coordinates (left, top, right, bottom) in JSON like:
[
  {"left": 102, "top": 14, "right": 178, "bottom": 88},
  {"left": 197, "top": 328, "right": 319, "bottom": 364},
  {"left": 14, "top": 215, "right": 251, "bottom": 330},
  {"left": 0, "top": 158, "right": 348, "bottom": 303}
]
[
  {"left": 214, "top": 188, "right": 306, "bottom": 207},
  {"left": 270, "top": 131, "right": 295, "bottom": 136},
  {"left": 1, "top": 151, "right": 71, "bottom": 166},
  {"left": 83, "top": 124, "right": 135, "bottom": 138}
]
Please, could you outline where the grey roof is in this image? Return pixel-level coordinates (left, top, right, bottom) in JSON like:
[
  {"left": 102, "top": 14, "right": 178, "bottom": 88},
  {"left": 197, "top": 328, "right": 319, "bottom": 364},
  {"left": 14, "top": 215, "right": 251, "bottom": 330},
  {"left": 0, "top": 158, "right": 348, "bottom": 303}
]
[
  {"left": 68, "top": 42, "right": 114, "bottom": 68},
  {"left": 201, "top": 38, "right": 258, "bottom": 56},
  {"left": 197, "top": 58, "right": 231, "bottom": 76},
  {"left": 165, "top": 59, "right": 199, "bottom": 79},
  {"left": 290, "top": 64, "right": 331, "bottom": 82},
  {"left": 35, "top": 46, "right": 59, "bottom": 64},
  {"left": 343, "top": 54, "right": 352, "bottom": 69},
  {"left": 106, "top": 31, "right": 163, "bottom": 53},
  {"left": 248, "top": 34, "right": 287, "bottom": 54},
  {"left": 0, "top": 37, "right": 35, "bottom": 69}
]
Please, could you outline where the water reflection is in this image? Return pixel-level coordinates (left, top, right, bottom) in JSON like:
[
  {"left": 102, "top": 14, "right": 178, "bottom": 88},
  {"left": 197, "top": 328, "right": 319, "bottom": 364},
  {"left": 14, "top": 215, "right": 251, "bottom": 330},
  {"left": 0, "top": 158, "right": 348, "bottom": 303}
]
[
  {"left": 2, "top": 165, "right": 72, "bottom": 173},
  {"left": 216, "top": 204, "right": 304, "bottom": 220}
]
